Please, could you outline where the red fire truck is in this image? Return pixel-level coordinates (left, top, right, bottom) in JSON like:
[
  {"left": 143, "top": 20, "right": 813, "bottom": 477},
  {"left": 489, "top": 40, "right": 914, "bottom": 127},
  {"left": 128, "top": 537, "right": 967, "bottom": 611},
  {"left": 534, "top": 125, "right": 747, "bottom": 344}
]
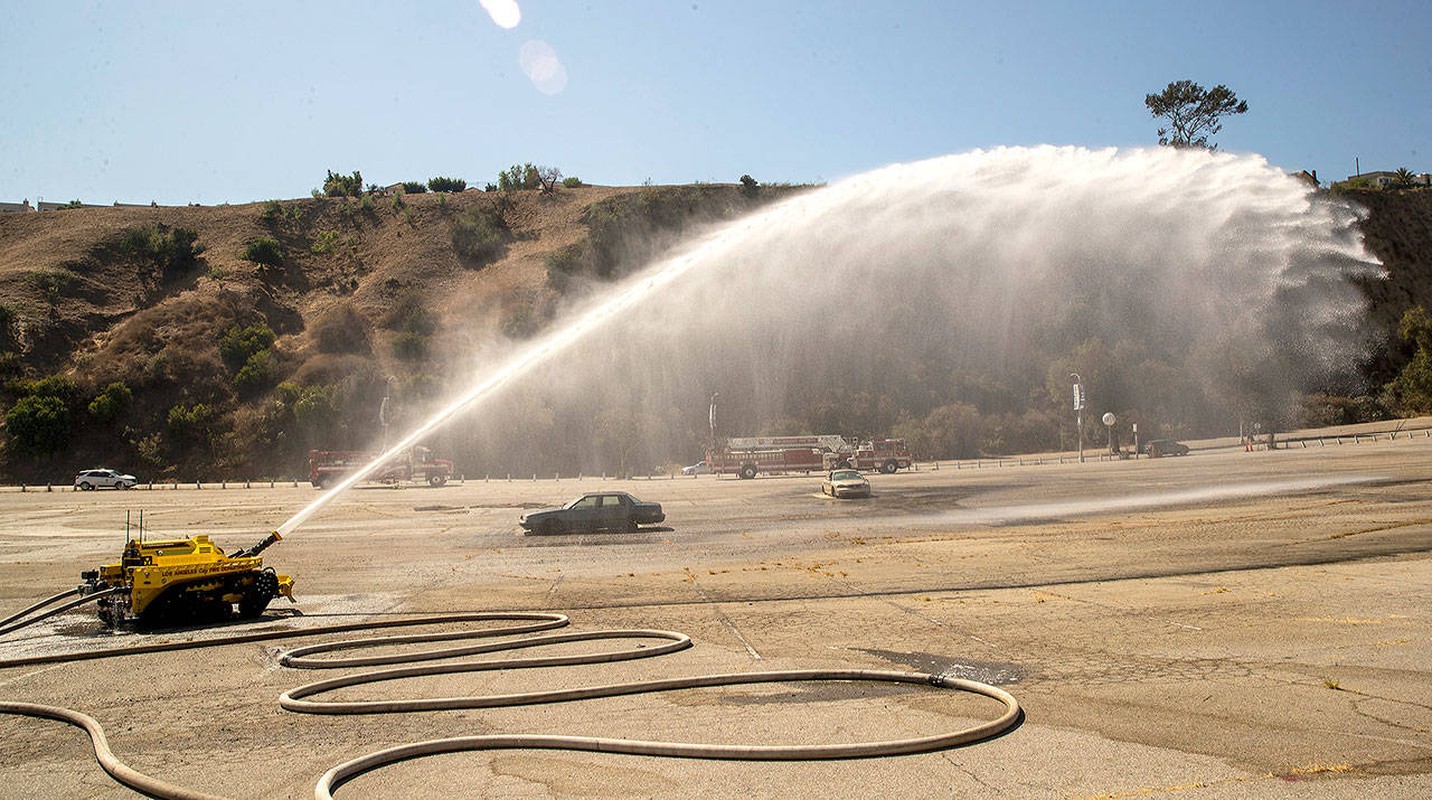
[
  {"left": 308, "top": 446, "right": 453, "bottom": 489},
  {"left": 706, "top": 436, "right": 913, "bottom": 479},
  {"left": 834, "top": 438, "right": 915, "bottom": 474}
]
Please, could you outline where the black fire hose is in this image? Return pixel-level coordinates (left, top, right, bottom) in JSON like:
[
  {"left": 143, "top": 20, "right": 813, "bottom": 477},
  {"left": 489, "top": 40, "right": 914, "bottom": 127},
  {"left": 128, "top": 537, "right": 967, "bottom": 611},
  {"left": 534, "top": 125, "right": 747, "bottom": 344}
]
[
  {"left": 0, "top": 586, "right": 123, "bottom": 638},
  {"left": 0, "top": 587, "right": 80, "bottom": 630}
]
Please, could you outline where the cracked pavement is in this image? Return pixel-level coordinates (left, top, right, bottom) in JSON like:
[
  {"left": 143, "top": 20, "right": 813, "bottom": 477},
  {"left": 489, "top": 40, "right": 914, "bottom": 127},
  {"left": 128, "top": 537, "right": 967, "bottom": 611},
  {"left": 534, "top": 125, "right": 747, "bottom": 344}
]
[{"left": 0, "top": 434, "right": 1429, "bottom": 797}]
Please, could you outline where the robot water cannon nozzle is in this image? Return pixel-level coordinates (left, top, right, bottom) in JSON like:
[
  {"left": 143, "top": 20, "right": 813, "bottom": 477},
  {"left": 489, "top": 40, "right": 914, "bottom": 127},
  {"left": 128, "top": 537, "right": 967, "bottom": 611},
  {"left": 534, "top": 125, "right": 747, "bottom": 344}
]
[{"left": 233, "top": 531, "right": 283, "bottom": 559}]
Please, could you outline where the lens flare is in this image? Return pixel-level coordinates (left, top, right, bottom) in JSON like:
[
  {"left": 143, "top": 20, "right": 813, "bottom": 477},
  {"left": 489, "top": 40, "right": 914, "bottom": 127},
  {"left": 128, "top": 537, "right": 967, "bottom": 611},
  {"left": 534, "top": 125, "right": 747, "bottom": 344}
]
[{"left": 520, "top": 39, "right": 568, "bottom": 94}]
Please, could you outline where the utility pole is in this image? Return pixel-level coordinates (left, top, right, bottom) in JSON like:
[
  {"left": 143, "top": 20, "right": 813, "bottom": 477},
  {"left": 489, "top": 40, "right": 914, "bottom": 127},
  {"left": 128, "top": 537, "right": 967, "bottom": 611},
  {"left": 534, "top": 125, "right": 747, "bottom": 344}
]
[
  {"left": 379, "top": 383, "right": 391, "bottom": 450},
  {"left": 1070, "top": 373, "right": 1085, "bottom": 463},
  {"left": 708, "top": 392, "right": 719, "bottom": 450}
]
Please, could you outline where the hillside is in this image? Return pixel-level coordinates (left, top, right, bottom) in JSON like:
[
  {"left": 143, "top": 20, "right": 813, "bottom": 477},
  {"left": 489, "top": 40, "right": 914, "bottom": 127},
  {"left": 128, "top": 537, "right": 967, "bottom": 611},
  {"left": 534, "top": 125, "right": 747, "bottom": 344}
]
[
  {"left": 0, "top": 183, "right": 797, "bottom": 481},
  {"left": 0, "top": 182, "right": 1428, "bottom": 483},
  {"left": 1337, "top": 188, "right": 1432, "bottom": 383}
]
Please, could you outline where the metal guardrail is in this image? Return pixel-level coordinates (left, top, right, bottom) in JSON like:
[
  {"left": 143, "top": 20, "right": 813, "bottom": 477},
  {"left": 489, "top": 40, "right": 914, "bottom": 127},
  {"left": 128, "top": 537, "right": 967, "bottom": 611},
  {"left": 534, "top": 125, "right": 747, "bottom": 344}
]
[{"left": 5, "top": 425, "right": 1432, "bottom": 491}]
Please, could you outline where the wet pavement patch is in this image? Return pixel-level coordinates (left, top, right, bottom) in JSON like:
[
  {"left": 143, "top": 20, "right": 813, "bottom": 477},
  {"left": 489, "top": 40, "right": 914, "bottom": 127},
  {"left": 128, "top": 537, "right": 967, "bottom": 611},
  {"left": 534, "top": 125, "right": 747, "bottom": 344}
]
[
  {"left": 716, "top": 683, "right": 912, "bottom": 705},
  {"left": 857, "top": 648, "right": 1024, "bottom": 685}
]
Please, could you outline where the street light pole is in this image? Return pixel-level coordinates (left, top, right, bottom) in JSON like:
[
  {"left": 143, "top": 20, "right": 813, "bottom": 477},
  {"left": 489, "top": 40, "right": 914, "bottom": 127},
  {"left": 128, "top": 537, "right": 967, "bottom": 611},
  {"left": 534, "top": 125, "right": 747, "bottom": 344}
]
[{"left": 1070, "top": 373, "right": 1084, "bottom": 463}]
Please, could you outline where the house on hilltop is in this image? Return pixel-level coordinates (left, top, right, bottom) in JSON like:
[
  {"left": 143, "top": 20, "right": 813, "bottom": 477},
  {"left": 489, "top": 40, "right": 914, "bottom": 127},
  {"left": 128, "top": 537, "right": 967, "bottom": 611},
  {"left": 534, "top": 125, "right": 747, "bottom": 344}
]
[
  {"left": 0, "top": 199, "right": 34, "bottom": 213},
  {"left": 1353, "top": 170, "right": 1400, "bottom": 188},
  {"left": 1347, "top": 170, "right": 1432, "bottom": 189}
]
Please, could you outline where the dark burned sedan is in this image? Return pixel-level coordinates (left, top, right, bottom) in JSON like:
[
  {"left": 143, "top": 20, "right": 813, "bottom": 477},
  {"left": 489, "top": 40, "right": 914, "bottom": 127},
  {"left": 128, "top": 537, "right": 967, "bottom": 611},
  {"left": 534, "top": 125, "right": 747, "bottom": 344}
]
[{"left": 520, "top": 491, "right": 665, "bottom": 535}]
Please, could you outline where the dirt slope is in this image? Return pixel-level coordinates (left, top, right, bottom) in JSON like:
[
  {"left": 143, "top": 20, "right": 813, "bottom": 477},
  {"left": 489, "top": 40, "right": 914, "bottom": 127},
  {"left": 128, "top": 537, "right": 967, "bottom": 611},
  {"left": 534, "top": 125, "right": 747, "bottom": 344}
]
[
  {"left": 0, "top": 184, "right": 1425, "bottom": 482},
  {"left": 0, "top": 187, "right": 637, "bottom": 478}
]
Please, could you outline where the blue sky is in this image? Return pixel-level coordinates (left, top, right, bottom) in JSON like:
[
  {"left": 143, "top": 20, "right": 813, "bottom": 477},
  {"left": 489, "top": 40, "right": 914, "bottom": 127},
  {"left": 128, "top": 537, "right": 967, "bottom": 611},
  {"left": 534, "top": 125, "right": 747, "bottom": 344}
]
[{"left": 2, "top": 0, "right": 1428, "bottom": 205}]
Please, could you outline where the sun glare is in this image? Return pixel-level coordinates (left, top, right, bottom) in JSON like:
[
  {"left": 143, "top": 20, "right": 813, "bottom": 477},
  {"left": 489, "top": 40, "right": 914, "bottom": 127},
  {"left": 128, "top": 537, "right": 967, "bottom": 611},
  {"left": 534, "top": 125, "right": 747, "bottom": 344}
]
[{"left": 479, "top": 0, "right": 521, "bottom": 29}]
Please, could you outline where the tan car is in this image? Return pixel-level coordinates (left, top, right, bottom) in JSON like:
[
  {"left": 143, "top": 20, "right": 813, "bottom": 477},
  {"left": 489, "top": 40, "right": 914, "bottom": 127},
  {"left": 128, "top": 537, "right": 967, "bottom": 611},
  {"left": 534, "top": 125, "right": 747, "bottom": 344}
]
[{"left": 821, "top": 469, "right": 870, "bottom": 499}]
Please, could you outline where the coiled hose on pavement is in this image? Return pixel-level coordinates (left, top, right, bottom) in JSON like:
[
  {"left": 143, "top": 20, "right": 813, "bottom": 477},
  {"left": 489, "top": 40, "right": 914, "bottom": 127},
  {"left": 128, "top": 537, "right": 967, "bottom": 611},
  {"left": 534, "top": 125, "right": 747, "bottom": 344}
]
[{"left": 1, "top": 609, "right": 1021, "bottom": 799}]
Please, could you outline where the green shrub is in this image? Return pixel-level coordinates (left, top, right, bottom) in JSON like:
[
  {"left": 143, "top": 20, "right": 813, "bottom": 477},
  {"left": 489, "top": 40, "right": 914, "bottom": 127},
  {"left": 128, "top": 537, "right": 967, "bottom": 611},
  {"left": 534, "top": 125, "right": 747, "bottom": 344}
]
[
  {"left": 545, "top": 243, "right": 585, "bottom": 274},
  {"left": 119, "top": 226, "right": 156, "bottom": 255},
  {"left": 428, "top": 176, "right": 467, "bottom": 193},
  {"left": 391, "top": 330, "right": 427, "bottom": 361},
  {"left": 241, "top": 237, "right": 284, "bottom": 268},
  {"left": 401, "top": 181, "right": 428, "bottom": 194},
  {"left": 30, "top": 270, "right": 77, "bottom": 305},
  {"left": 500, "top": 305, "right": 543, "bottom": 339},
  {"left": 87, "top": 382, "right": 133, "bottom": 423},
  {"left": 219, "top": 324, "right": 277, "bottom": 372},
  {"left": 31, "top": 375, "right": 77, "bottom": 399},
  {"left": 1300, "top": 393, "right": 1384, "bottom": 427},
  {"left": 383, "top": 293, "right": 434, "bottom": 361},
  {"left": 5, "top": 394, "right": 70, "bottom": 455},
  {"left": 322, "top": 169, "right": 363, "bottom": 198},
  {"left": 311, "top": 229, "right": 342, "bottom": 255},
  {"left": 277, "top": 381, "right": 337, "bottom": 432},
  {"left": 575, "top": 183, "right": 807, "bottom": 282},
  {"left": 0, "top": 304, "right": 19, "bottom": 354},
  {"left": 496, "top": 163, "right": 541, "bottom": 191},
  {"left": 166, "top": 402, "right": 219, "bottom": 448},
  {"left": 451, "top": 207, "right": 510, "bottom": 265},
  {"left": 4, "top": 374, "right": 78, "bottom": 456},
  {"left": 562, "top": 176, "right": 583, "bottom": 188},
  {"left": 161, "top": 227, "right": 203, "bottom": 269},
  {"left": 118, "top": 225, "right": 205, "bottom": 276},
  {"left": 233, "top": 349, "right": 274, "bottom": 392},
  {"left": 544, "top": 243, "right": 587, "bottom": 289},
  {"left": 1385, "top": 306, "right": 1432, "bottom": 414},
  {"left": 311, "top": 304, "right": 371, "bottom": 354},
  {"left": 739, "top": 174, "right": 759, "bottom": 196},
  {"left": 383, "top": 293, "right": 436, "bottom": 335},
  {"left": 134, "top": 431, "right": 163, "bottom": 470}
]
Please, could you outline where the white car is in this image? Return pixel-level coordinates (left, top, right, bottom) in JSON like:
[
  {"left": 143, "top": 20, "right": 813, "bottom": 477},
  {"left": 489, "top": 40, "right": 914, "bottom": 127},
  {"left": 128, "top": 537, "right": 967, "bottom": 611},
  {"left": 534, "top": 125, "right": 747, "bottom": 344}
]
[
  {"left": 821, "top": 469, "right": 871, "bottom": 499},
  {"left": 681, "top": 460, "right": 711, "bottom": 476},
  {"left": 74, "top": 468, "right": 138, "bottom": 490}
]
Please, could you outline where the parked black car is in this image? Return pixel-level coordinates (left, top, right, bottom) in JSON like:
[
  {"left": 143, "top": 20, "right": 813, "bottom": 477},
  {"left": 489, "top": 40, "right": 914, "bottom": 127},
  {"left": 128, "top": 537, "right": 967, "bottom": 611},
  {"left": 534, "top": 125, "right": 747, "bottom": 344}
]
[
  {"left": 520, "top": 492, "right": 665, "bottom": 535},
  {"left": 1142, "top": 438, "right": 1190, "bottom": 457}
]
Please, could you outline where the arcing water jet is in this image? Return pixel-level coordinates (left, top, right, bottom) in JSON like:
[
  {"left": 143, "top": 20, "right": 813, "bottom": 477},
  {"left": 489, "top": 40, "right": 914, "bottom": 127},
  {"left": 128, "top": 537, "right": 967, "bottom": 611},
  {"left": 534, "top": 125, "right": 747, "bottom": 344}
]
[{"left": 282, "top": 145, "right": 1381, "bottom": 534}]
